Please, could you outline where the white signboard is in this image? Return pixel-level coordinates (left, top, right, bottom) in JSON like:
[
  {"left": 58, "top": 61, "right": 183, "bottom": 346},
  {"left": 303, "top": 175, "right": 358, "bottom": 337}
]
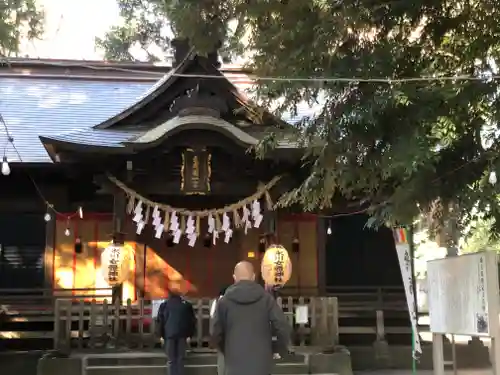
[
  {"left": 427, "top": 251, "right": 500, "bottom": 336},
  {"left": 295, "top": 305, "right": 308, "bottom": 324}
]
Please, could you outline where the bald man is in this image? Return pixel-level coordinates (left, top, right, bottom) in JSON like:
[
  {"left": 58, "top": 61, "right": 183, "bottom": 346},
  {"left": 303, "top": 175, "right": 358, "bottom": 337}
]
[{"left": 211, "top": 261, "right": 291, "bottom": 375}]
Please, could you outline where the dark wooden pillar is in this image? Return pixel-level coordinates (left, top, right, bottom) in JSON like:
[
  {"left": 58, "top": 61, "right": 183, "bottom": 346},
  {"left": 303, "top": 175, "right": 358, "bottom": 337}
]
[
  {"left": 44, "top": 214, "right": 56, "bottom": 289},
  {"left": 112, "top": 190, "right": 126, "bottom": 303},
  {"left": 257, "top": 210, "right": 278, "bottom": 285},
  {"left": 316, "top": 216, "right": 327, "bottom": 295},
  {"left": 43, "top": 187, "right": 66, "bottom": 290}
]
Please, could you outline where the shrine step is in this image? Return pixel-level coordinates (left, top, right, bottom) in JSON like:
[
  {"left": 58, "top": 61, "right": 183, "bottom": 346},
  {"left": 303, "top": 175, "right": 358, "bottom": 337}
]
[
  {"left": 37, "top": 351, "right": 352, "bottom": 375},
  {"left": 185, "top": 352, "right": 307, "bottom": 365},
  {"left": 82, "top": 353, "right": 309, "bottom": 374}
]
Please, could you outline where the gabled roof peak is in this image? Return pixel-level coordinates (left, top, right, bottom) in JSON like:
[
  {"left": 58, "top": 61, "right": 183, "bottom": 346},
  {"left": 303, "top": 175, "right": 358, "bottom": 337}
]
[{"left": 93, "top": 38, "right": 230, "bottom": 130}]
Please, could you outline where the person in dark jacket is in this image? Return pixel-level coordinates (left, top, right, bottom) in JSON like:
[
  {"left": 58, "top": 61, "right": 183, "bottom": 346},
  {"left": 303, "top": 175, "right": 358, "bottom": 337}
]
[
  {"left": 210, "top": 285, "right": 229, "bottom": 375},
  {"left": 211, "top": 261, "right": 291, "bottom": 375},
  {"left": 157, "top": 291, "right": 196, "bottom": 375}
]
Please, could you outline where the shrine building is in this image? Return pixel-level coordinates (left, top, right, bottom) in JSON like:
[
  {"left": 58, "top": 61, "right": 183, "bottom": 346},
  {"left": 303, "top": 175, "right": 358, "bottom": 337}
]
[{"left": 0, "top": 40, "right": 402, "bottom": 302}]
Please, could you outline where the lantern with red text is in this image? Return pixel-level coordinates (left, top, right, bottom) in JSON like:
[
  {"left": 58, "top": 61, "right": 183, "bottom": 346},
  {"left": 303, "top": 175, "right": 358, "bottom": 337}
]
[
  {"left": 100, "top": 243, "right": 130, "bottom": 286},
  {"left": 261, "top": 245, "right": 292, "bottom": 287}
]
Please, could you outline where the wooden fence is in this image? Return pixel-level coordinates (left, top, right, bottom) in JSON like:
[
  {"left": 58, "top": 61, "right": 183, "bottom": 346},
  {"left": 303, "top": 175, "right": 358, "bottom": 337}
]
[
  {"left": 53, "top": 296, "right": 339, "bottom": 350},
  {"left": 0, "top": 288, "right": 112, "bottom": 340},
  {"left": 0, "top": 286, "right": 419, "bottom": 348}
]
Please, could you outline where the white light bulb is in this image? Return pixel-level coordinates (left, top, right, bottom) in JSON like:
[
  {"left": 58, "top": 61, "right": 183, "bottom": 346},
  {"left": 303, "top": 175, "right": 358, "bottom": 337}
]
[
  {"left": 327, "top": 226, "right": 332, "bottom": 235},
  {"left": 1, "top": 157, "right": 10, "bottom": 176},
  {"left": 64, "top": 228, "right": 71, "bottom": 236},
  {"left": 44, "top": 213, "right": 51, "bottom": 222},
  {"left": 489, "top": 171, "right": 497, "bottom": 185}
]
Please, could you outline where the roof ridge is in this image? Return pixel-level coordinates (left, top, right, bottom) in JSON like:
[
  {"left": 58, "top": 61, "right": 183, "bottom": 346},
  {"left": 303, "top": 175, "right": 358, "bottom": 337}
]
[{"left": 1, "top": 57, "right": 250, "bottom": 73}]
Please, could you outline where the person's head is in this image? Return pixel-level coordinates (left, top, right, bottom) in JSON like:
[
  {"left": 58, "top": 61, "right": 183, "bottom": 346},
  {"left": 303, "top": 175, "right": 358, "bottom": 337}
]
[
  {"left": 168, "top": 289, "right": 181, "bottom": 298},
  {"left": 233, "top": 261, "right": 256, "bottom": 283}
]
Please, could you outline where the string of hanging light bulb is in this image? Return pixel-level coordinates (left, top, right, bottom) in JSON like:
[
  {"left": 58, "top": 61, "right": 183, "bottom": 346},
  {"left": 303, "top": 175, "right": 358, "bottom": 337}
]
[
  {"left": 1, "top": 114, "right": 83, "bottom": 235},
  {"left": 489, "top": 171, "right": 497, "bottom": 185},
  {"left": 1, "top": 121, "right": 12, "bottom": 177}
]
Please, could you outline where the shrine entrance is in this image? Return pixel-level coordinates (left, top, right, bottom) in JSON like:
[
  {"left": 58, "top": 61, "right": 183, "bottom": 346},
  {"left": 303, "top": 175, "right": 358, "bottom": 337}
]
[{"left": 141, "top": 221, "right": 241, "bottom": 297}]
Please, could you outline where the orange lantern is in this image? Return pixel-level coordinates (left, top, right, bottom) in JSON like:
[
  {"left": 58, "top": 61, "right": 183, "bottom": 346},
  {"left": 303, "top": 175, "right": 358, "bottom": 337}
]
[
  {"left": 261, "top": 244, "right": 292, "bottom": 287},
  {"left": 100, "top": 243, "right": 130, "bottom": 286}
]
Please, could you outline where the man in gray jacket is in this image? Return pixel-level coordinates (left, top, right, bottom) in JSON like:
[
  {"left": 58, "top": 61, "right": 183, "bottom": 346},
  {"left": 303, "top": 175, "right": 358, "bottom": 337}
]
[{"left": 211, "top": 261, "right": 291, "bottom": 375}]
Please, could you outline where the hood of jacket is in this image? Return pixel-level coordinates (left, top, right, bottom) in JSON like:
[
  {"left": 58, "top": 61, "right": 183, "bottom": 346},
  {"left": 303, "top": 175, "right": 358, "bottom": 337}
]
[{"left": 224, "top": 280, "right": 266, "bottom": 305}]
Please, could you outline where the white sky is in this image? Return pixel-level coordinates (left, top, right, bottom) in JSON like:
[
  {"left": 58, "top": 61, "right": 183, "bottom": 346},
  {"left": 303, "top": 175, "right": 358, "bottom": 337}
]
[
  {"left": 19, "top": 0, "right": 248, "bottom": 63},
  {"left": 20, "top": 0, "right": 121, "bottom": 60}
]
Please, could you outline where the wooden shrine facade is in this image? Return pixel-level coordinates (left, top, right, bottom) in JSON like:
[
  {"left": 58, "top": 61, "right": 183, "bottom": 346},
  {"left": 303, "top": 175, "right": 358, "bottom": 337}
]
[{"left": 21, "top": 39, "right": 320, "bottom": 299}]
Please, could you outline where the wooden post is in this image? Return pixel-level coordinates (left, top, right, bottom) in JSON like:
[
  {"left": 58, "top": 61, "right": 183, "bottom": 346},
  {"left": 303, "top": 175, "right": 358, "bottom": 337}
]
[
  {"left": 316, "top": 217, "right": 327, "bottom": 295},
  {"left": 257, "top": 211, "right": 277, "bottom": 285},
  {"left": 103, "top": 299, "right": 109, "bottom": 342},
  {"left": 195, "top": 299, "right": 203, "bottom": 348},
  {"left": 126, "top": 299, "right": 132, "bottom": 345},
  {"left": 113, "top": 297, "right": 120, "bottom": 343},
  {"left": 330, "top": 297, "right": 339, "bottom": 346},
  {"left": 89, "top": 299, "right": 97, "bottom": 349},
  {"left": 316, "top": 297, "right": 329, "bottom": 347},
  {"left": 64, "top": 299, "right": 71, "bottom": 350},
  {"left": 375, "top": 310, "right": 385, "bottom": 341},
  {"left": 112, "top": 191, "right": 126, "bottom": 303},
  {"left": 53, "top": 298, "right": 60, "bottom": 350},
  {"left": 138, "top": 298, "right": 144, "bottom": 349},
  {"left": 44, "top": 213, "right": 56, "bottom": 289},
  {"left": 78, "top": 300, "right": 84, "bottom": 349}
]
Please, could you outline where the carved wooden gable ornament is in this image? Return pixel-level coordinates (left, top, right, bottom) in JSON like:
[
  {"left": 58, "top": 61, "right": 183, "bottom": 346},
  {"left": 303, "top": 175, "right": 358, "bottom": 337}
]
[{"left": 181, "top": 148, "right": 211, "bottom": 195}]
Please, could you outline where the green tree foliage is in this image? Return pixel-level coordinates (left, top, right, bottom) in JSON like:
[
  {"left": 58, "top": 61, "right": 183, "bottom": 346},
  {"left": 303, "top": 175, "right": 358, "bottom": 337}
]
[
  {"left": 461, "top": 217, "right": 500, "bottom": 253},
  {"left": 95, "top": 0, "right": 171, "bottom": 62},
  {"left": 98, "top": 0, "right": 500, "bottom": 232},
  {"left": 0, "top": 0, "right": 44, "bottom": 57}
]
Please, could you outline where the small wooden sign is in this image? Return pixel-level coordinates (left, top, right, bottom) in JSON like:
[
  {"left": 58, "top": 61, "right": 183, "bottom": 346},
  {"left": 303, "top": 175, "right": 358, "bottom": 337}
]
[{"left": 181, "top": 148, "right": 211, "bottom": 195}]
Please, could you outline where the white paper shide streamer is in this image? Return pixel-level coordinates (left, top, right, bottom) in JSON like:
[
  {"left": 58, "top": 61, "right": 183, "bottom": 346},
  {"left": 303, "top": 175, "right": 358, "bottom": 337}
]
[
  {"left": 128, "top": 194, "right": 272, "bottom": 245},
  {"left": 222, "top": 213, "right": 233, "bottom": 243},
  {"left": 242, "top": 205, "right": 251, "bottom": 234},
  {"left": 251, "top": 200, "right": 263, "bottom": 228},
  {"left": 186, "top": 216, "right": 197, "bottom": 247},
  {"left": 170, "top": 212, "right": 182, "bottom": 244},
  {"left": 111, "top": 174, "right": 282, "bottom": 245},
  {"left": 152, "top": 206, "right": 164, "bottom": 239},
  {"left": 208, "top": 214, "right": 215, "bottom": 234},
  {"left": 133, "top": 201, "right": 145, "bottom": 234}
]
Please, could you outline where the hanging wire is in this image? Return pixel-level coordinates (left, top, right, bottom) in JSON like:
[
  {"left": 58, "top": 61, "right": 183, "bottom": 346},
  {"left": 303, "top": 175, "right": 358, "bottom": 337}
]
[
  {"left": 0, "top": 59, "right": 496, "bottom": 221},
  {"left": 3, "top": 58, "right": 500, "bottom": 84},
  {"left": 0, "top": 114, "right": 80, "bottom": 220}
]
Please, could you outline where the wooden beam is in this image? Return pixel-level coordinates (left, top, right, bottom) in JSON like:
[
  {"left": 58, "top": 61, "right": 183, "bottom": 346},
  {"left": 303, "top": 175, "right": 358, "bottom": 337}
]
[{"left": 128, "top": 181, "right": 257, "bottom": 197}]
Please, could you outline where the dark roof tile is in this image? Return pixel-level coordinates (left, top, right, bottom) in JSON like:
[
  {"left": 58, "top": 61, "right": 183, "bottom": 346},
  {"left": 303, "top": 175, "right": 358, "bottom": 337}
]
[
  {"left": 0, "top": 75, "right": 319, "bottom": 163},
  {"left": 0, "top": 77, "right": 150, "bottom": 162}
]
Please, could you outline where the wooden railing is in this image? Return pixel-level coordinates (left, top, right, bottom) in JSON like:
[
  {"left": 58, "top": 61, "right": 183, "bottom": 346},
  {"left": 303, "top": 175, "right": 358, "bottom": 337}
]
[
  {"left": 0, "top": 288, "right": 112, "bottom": 340},
  {"left": 53, "top": 296, "right": 339, "bottom": 350},
  {"left": 281, "top": 285, "right": 405, "bottom": 306},
  {"left": 0, "top": 286, "right": 418, "bottom": 348}
]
